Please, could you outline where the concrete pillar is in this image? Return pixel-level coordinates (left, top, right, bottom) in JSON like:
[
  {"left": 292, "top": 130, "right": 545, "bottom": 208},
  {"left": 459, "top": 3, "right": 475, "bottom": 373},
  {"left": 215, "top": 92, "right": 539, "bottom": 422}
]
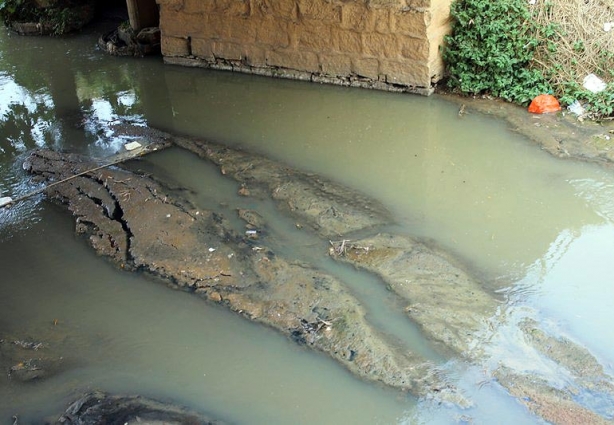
[{"left": 126, "top": 0, "right": 159, "bottom": 31}]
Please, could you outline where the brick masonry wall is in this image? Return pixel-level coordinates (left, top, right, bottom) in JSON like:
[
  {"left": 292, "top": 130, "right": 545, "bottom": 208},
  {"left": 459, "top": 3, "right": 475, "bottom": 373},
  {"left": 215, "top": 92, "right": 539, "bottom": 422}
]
[{"left": 156, "top": 0, "right": 452, "bottom": 95}]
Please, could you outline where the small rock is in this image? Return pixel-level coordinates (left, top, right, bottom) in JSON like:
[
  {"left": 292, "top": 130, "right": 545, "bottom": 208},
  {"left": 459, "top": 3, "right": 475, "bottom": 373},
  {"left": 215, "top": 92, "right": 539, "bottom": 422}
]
[
  {"left": 0, "top": 196, "right": 13, "bottom": 208},
  {"left": 208, "top": 292, "right": 222, "bottom": 302}
]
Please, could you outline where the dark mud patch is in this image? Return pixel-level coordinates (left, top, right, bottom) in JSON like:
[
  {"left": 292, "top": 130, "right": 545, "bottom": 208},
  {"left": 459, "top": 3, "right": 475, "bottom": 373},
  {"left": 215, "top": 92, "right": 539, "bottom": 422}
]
[{"left": 53, "top": 391, "right": 222, "bottom": 425}]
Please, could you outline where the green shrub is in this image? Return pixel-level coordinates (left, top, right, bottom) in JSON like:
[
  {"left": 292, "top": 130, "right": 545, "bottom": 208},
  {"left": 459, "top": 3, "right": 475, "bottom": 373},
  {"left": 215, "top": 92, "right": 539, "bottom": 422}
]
[
  {"left": 0, "top": 0, "right": 88, "bottom": 35},
  {"left": 559, "top": 82, "right": 614, "bottom": 119},
  {"left": 443, "top": 0, "right": 552, "bottom": 105}
]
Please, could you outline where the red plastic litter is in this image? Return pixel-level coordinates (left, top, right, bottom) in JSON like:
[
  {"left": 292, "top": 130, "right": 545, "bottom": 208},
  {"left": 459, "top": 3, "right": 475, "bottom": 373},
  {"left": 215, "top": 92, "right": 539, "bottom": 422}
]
[{"left": 528, "top": 94, "right": 562, "bottom": 114}]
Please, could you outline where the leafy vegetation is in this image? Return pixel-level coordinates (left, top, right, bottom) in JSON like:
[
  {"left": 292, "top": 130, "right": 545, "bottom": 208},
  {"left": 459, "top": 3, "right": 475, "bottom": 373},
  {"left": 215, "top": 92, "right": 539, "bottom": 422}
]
[
  {"left": 443, "top": 0, "right": 614, "bottom": 120},
  {"left": 0, "top": 0, "right": 91, "bottom": 35}
]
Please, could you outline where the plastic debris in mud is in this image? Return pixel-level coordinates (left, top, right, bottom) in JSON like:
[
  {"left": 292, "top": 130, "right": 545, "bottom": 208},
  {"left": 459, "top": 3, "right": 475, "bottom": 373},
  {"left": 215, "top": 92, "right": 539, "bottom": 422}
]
[
  {"left": 124, "top": 141, "right": 143, "bottom": 151},
  {"left": 528, "top": 94, "right": 562, "bottom": 114},
  {"left": 567, "top": 100, "right": 585, "bottom": 116},
  {"left": 583, "top": 74, "right": 607, "bottom": 93}
]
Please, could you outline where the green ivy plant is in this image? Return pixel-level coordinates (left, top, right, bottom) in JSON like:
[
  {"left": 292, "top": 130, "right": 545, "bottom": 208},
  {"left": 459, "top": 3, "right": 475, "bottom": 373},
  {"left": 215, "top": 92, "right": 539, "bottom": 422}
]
[
  {"left": 443, "top": 0, "right": 552, "bottom": 105},
  {"left": 559, "top": 82, "right": 614, "bottom": 119},
  {"left": 0, "top": 0, "right": 38, "bottom": 24},
  {"left": 0, "top": 0, "right": 87, "bottom": 35}
]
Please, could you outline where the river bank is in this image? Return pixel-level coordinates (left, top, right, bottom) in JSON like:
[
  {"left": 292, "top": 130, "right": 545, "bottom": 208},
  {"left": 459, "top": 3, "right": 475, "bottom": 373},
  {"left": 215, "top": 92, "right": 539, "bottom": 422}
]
[
  {"left": 439, "top": 92, "right": 614, "bottom": 167},
  {"left": 18, "top": 124, "right": 614, "bottom": 424}
]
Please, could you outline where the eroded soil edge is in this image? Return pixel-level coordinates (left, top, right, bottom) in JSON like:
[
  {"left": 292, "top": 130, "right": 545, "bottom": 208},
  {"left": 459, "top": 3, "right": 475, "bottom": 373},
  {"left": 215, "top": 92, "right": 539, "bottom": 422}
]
[{"left": 22, "top": 126, "right": 614, "bottom": 424}]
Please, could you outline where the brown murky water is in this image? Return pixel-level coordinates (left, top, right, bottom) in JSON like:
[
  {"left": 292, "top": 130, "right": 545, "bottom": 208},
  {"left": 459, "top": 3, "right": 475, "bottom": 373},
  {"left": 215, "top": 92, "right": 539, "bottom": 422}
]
[{"left": 1, "top": 20, "right": 613, "bottom": 424}]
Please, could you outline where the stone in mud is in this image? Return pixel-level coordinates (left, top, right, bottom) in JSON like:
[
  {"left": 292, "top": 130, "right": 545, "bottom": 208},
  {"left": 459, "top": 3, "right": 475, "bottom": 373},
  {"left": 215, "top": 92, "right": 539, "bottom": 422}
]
[
  {"left": 329, "top": 233, "right": 498, "bottom": 356},
  {"left": 237, "top": 208, "right": 265, "bottom": 229},
  {"left": 172, "top": 137, "right": 392, "bottom": 238},
  {"left": 8, "top": 357, "right": 63, "bottom": 382},
  {"left": 54, "top": 391, "right": 222, "bottom": 424},
  {"left": 23, "top": 148, "right": 447, "bottom": 395},
  {"left": 1, "top": 336, "right": 65, "bottom": 384}
]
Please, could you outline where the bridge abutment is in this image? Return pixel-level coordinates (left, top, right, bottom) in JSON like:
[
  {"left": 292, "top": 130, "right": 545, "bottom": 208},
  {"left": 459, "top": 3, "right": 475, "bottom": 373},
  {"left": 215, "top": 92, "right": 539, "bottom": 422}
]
[{"left": 155, "top": 0, "right": 452, "bottom": 94}]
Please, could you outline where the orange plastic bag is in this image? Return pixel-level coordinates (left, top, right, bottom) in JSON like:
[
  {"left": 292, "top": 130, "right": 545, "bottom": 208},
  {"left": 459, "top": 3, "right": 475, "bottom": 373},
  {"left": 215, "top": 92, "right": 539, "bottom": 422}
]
[{"left": 528, "top": 94, "right": 561, "bottom": 114}]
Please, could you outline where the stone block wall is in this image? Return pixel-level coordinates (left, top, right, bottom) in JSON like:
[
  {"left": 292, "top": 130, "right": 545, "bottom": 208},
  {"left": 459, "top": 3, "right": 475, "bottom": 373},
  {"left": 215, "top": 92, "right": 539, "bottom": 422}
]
[{"left": 156, "top": 0, "right": 453, "bottom": 95}]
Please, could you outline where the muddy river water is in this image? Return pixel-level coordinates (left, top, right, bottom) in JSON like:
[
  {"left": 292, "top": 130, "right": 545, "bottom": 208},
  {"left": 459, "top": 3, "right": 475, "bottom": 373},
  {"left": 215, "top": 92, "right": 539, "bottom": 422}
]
[{"left": 1, "top": 22, "right": 614, "bottom": 424}]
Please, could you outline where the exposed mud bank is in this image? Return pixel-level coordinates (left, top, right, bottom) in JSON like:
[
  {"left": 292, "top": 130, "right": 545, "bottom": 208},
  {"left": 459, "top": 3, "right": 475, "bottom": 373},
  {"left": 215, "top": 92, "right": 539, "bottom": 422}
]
[
  {"left": 328, "top": 233, "right": 498, "bottom": 357},
  {"left": 21, "top": 126, "right": 614, "bottom": 423},
  {"left": 22, "top": 147, "right": 447, "bottom": 397},
  {"left": 440, "top": 93, "right": 614, "bottom": 167},
  {"left": 172, "top": 136, "right": 392, "bottom": 239}
]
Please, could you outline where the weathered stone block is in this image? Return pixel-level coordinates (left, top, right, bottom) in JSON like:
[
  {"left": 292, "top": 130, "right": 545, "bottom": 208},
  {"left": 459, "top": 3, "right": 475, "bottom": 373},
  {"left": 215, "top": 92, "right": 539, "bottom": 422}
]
[
  {"left": 340, "top": 3, "right": 369, "bottom": 31},
  {"left": 203, "top": 14, "right": 232, "bottom": 40},
  {"left": 379, "top": 58, "right": 430, "bottom": 86},
  {"left": 161, "top": 35, "right": 191, "bottom": 56},
  {"left": 160, "top": 9, "right": 205, "bottom": 37},
  {"left": 368, "top": 0, "right": 404, "bottom": 8},
  {"left": 370, "top": 8, "right": 391, "bottom": 33},
  {"left": 319, "top": 53, "right": 352, "bottom": 76},
  {"left": 228, "top": 16, "right": 258, "bottom": 43},
  {"left": 297, "top": 24, "right": 332, "bottom": 51},
  {"left": 250, "top": 0, "right": 297, "bottom": 20},
  {"left": 243, "top": 44, "right": 266, "bottom": 66},
  {"left": 156, "top": 0, "right": 184, "bottom": 11},
  {"left": 297, "top": 0, "right": 341, "bottom": 23},
  {"left": 405, "top": 0, "right": 431, "bottom": 8},
  {"left": 183, "top": 0, "right": 215, "bottom": 14},
  {"left": 257, "top": 18, "right": 290, "bottom": 47},
  {"left": 362, "top": 33, "right": 399, "bottom": 58},
  {"left": 352, "top": 57, "right": 379, "bottom": 79},
  {"left": 212, "top": 41, "right": 244, "bottom": 59},
  {"left": 191, "top": 37, "right": 214, "bottom": 57},
  {"left": 215, "top": 0, "right": 249, "bottom": 16},
  {"left": 398, "top": 36, "right": 429, "bottom": 61},
  {"left": 266, "top": 49, "right": 319, "bottom": 72},
  {"left": 331, "top": 28, "right": 362, "bottom": 54},
  {"left": 391, "top": 9, "right": 427, "bottom": 37}
]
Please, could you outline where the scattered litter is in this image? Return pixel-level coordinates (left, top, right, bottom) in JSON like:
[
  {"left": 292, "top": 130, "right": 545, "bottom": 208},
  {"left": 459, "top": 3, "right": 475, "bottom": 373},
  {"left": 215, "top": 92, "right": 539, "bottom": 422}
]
[
  {"left": 0, "top": 196, "right": 13, "bottom": 208},
  {"left": 528, "top": 94, "right": 561, "bottom": 114},
  {"left": 12, "top": 340, "right": 45, "bottom": 350},
  {"left": 246, "top": 230, "right": 258, "bottom": 235},
  {"left": 583, "top": 74, "right": 607, "bottom": 93},
  {"left": 124, "top": 141, "right": 142, "bottom": 151},
  {"left": 605, "top": 22, "right": 614, "bottom": 32},
  {"left": 528, "top": 0, "right": 536, "bottom": 4},
  {"left": 208, "top": 247, "right": 216, "bottom": 252},
  {"left": 166, "top": 214, "right": 171, "bottom": 218},
  {"left": 567, "top": 100, "right": 585, "bottom": 116},
  {"left": 595, "top": 134, "right": 611, "bottom": 141}
]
